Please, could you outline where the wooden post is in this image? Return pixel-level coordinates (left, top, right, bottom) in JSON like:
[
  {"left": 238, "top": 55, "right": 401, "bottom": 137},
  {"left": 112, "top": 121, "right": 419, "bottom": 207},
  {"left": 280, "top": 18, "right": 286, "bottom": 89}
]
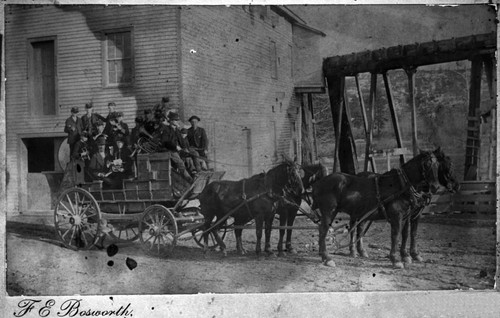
[
  {"left": 327, "top": 76, "right": 357, "bottom": 174},
  {"left": 405, "top": 67, "right": 419, "bottom": 156},
  {"left": 364, "top": 73, "right": 377, "bottom": 173},
  {"left": 332, "top": 82, "right": 343, "bottom": 173},
  {"left": 382, "top": 71, "right": 404, "bottom": 166},
  {"left": 308, "top": 93, "right": 319, "bottom": 162},
  {"left": 356, "top": 74, "right": 375, "bottom": 172},
  {"left": 464, "top": 57, "right": 483, "bottom": 180}
]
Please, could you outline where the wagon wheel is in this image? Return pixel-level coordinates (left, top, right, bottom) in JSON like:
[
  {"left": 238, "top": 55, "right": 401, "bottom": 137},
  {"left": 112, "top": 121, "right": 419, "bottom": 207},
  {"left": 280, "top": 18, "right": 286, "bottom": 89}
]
[
  {"left": 54, "top": 187, "right": 101, "bottom": 250},
  {"left": 139, "top": 205, "right": 178, "bottom": 256}
]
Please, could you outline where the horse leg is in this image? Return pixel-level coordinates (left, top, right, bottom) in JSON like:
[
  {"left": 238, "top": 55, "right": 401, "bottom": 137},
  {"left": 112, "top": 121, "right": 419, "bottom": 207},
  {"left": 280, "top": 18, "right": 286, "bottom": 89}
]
[
  {"left": 234, "top": 227, "right": 247, "bottom": 255},
  {"left": 255, "top": 216, "right": 263, "bottom": 257},
  {"left": 211, "top": 217, "right": 227, "bottom": 256},
  {"left": 400, "top": 217, "right": 411, "bottom": 264},
  {"left": 319, "top": 208, "right": 335, "bottom": 267},
  {"left": 357, "top": 221, "right": 369, "bottom": 258},
  {"left": 202, "top": 217, "right": 213, "bottom": 256},
  {"left": 349, "top": 219, "right": 358, "bottom": 257},
  {"left": 264, "top": 215, "right": 275, "bottom": 257},
  {"left": 277, "top": 206, "right": 286, "bottom": 257},
  {"left": 389, "top": 213, "right": 404, "bottom": 269},
  {"left": 410, "top": 214, "right": 424, "bottom": 262},
  {"left": 285, "top": 206, "right": 298, "bottom": 254}
]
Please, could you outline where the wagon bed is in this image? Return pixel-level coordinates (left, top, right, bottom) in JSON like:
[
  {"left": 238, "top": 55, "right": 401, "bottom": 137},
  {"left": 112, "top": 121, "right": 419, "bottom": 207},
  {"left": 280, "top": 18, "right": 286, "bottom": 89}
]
[{"left": 54, "top": 152, "right": 225, "bottom": 252}]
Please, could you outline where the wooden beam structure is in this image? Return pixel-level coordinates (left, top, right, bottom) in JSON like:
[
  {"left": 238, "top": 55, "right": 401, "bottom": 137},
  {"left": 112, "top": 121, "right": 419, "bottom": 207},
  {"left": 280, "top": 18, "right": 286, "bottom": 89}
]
[
  {"left": 404, "top": 67, "right": 419, "bottom": 156},
  {"left": 327, "top": 76, "right": 358, "bottom": 174},
  {"left": 383, "top": 72, "right": 405, "bottom": 166},
  {"left": 364, "top": 73, "right": 377, "bottom": 173},
  {"left": 323, "top": 33, "right": 496, "bottom": 77}
]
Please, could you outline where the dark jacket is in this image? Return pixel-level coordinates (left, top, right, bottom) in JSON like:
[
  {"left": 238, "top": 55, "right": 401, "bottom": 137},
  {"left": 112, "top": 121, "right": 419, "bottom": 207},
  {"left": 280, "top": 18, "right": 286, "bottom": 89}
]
[
  {"left": 89, "top": 152, "right": 112, "bottom": 179},
  {"left": 187, "top": 126, "right": 208, "bottom": 156},
  {"left": 160, "top": 125, "right": 182, "bottom": 152},
  {"left": 81, "top": 113, "right": 105, "bottom": 135},
  {"left": 71, "top": 140, "right": 90, "bottom": 161},
  {"left": 64, "top": 116, "right": 82, "bottom": 145}
]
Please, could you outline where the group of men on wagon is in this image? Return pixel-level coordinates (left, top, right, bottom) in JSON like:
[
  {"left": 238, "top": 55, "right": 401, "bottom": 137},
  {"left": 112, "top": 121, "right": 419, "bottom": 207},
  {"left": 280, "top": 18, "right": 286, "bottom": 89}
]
[{"left": 64, "top": 101, "right": 208, "bottom": 189}]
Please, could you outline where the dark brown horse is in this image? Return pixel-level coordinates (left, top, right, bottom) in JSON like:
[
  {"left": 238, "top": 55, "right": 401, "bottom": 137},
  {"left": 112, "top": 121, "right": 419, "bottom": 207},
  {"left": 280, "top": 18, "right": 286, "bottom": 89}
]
[
  {"left": 198, "top": 160, "right": 304, "bottom": 256},
  {"left": 276, "top": 163, "right": 329, "bottom": 256},
  {"left": 312, "top": 149, "right": 445, "bottom": 267},
  {"left": 352, "top": 148, "right": 460, "bottom": 268}
]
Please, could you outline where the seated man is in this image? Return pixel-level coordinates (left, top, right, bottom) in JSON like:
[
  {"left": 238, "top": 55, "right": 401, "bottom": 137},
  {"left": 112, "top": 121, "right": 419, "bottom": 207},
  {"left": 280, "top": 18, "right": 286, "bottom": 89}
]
[
  {"left": 71, "top": 131, "right": 92, "bottom": 182},
  {"left": 89, "top": 137, "right": 121, "bottom": 190},
  {"left": 160, "top": 112, "right": 193, "bottom": 182},
  {"left": 111, "top": 134, "right": 133, "bottom": 179},
  {"left": 187, "top": 115, "right": 209, "bottom": 170},
  {"left": 91, "top": 120, "right": 109, "bottom": 156},
  {"left": 179, "top": 128, "right": 204, "bottom": 175}
]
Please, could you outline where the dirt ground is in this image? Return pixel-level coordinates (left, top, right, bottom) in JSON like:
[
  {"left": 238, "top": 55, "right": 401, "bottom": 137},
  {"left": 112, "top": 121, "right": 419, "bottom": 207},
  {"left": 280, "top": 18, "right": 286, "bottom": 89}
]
[{"left": 6, "top": 213, "right": 497, "bottom": 296}]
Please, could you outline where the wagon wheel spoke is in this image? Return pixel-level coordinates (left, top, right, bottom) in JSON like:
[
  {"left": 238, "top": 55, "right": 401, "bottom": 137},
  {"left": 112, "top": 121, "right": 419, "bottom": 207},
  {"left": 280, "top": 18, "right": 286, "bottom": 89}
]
[
  {"left": 65, "top": 194, "right": 77, "bottom": 215},
  {"left": 58, "top": 201, "right": 74, "bottom": 216}
]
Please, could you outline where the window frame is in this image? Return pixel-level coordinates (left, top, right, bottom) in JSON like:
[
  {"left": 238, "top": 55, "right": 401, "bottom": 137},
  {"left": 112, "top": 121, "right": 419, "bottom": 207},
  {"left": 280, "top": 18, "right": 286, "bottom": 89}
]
[
  {"left": 27, "top": 36, "right": 58, "bottom": 117},
  {"left": 101, "top": 27, "right": 135, "bottom": 88},
  {"left": 270, "top": 40, "right": 278, "bottom": 80}
]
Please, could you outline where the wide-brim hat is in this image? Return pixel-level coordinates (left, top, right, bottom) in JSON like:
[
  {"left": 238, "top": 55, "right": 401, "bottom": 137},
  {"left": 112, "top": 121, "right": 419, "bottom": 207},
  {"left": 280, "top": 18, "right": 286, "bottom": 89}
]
[
  {"left": 96, "top": 136, "right": 107, "bottom": 146},
  {"left": 71, "top": 107, "right": 79, "bottom": 114},
  {"left": 188, "top": 115, "right": 201, "bottom": 122},
  {"left": 168, "top": 112, "right": 180, "bottom": 121},
  {"left": 135, "top": 116, "right": 144, "bottom": 124},
  {"left": 85, "top": 103, "right": 93, "bottom": 109},
  {"left": 81, "top": 131, "right": 90, "bottom": 139},
  {"left": 115, "top": 134, "right": 125, "bottom": 143}
]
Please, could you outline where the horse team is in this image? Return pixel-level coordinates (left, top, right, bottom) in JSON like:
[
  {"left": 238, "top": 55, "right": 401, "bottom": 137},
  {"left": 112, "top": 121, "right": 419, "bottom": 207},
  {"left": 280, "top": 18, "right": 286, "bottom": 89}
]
[{"left": 199, "top": 148, "right": 459, "bottom": 268}]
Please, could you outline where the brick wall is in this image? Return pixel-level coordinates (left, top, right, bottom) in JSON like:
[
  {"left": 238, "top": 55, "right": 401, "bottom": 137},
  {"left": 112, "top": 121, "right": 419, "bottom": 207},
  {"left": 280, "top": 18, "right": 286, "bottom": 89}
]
[{"left": 180, "top": 5, "right": 300, "bottom": 180}]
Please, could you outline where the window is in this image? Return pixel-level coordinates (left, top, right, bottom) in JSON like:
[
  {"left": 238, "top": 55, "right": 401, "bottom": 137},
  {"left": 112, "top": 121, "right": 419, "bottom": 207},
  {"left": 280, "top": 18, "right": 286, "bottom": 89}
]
[
  {"left": 28, "top": 38, "right": 56, "bottom": 116},
  {"left": 270, "top": 40, "right": 278, "bottom": 79},
  {"left": 103, "top": 29, "right": 133, "bottom": 86}
]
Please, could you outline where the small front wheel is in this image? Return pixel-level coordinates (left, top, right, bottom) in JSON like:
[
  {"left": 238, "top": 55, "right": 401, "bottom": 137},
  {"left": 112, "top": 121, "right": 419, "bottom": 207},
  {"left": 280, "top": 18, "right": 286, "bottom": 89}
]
[{"left": 139, "top": 205, "right": 178, "bottom": 256}]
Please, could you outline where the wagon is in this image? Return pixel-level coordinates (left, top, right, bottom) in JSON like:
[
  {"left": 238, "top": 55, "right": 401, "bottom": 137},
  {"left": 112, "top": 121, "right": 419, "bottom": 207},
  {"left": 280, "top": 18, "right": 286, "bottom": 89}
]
[{"left": 53, "top": 152, "right": 226, "bottom": 255}]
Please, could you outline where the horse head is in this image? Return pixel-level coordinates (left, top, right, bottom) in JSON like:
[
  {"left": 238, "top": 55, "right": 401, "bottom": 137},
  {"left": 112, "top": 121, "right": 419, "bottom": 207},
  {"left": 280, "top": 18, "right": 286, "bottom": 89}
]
[
  {"left": 433, "top": 147, "right": 460, "bottom": 193},
  {"left": 302, "top": 163, "right": 329, "bottom": 189},
  {"left": 402, "top": 150, "right": 442, "bottom": 194},
  {"left": 270, "top": 154, "right": 304, "bottom": 199}
]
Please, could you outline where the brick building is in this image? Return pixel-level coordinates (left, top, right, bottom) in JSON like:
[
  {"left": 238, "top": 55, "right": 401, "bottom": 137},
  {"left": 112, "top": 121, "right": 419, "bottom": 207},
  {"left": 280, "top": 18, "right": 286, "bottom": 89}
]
[{"left": 4, "top": 5, "right": 325, "bottom": 214}]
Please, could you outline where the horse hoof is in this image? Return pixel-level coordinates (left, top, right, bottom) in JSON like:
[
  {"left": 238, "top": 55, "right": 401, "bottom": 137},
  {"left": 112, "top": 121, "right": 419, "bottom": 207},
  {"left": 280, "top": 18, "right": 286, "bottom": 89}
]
[
  {"left": 278, "top": 252, "right": 285, "bottom": 257},
  {"left": 359, "top": 251, "right": 369, "bottom": 258},
  {"left": 324, "top": 260, "right": 336, "bottom": 267},
  {"left": 266, "top": 252, "right": 276, "bottom": 258},
  {"left": 403, "top": 256, "right": 412, "bottom": 264},
  {"left": 393, "top": 262, "right": 404, "bottom": 269},
  {"left": 412, "top": 254, "right": 424, "bottom": 262},
  {"left": 286, "top": 246, "right": 298, "bottom": 254},
  {"left": 349, "top": 252, "right": 358, "bottom": 258}
]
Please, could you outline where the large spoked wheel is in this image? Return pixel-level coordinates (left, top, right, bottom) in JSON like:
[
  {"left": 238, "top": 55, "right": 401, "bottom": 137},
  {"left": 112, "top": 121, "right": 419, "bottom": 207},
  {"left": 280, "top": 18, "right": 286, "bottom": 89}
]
[
  {"left": 54, "top": 187, "right": 101, "bottom": 250},
  {"left": 139, "top": 205, "right": 178, "bottom": 256}
]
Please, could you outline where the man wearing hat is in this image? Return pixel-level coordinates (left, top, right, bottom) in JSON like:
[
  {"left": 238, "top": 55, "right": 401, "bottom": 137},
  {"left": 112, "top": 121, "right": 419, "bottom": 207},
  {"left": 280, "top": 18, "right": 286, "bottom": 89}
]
[
  {"left": 64, "top": 107, "right": 83, "bottom": 158},
  {"left": 187, "top": 115, "right": 209, "bottom": 169},
  {"left": 89, "top": 136, "right": 119, "bottom": 189},
  {"left": 71, "top": 131, "right": 92, "bottom": 182},
  {"left": 91, "top": 119, "right": 108, "bottom": 156},
  {"left": 106, "top": 111, "right": 129, "bottom": 146},
  {"left": 81, "top": 102, "right": 105, "bottom": 135},
  {"left": 112, "top": 134, "right": 133, "bottom": 179},
  {"left": 160, "top": 112, "right": 193, "bottom": 182}
]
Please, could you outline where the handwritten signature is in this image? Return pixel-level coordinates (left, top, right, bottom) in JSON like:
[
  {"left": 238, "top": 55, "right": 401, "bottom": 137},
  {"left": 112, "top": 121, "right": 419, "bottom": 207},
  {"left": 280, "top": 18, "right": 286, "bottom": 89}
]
[{"left": 14, "top": 299, "right": 133, "bottom": 317}]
